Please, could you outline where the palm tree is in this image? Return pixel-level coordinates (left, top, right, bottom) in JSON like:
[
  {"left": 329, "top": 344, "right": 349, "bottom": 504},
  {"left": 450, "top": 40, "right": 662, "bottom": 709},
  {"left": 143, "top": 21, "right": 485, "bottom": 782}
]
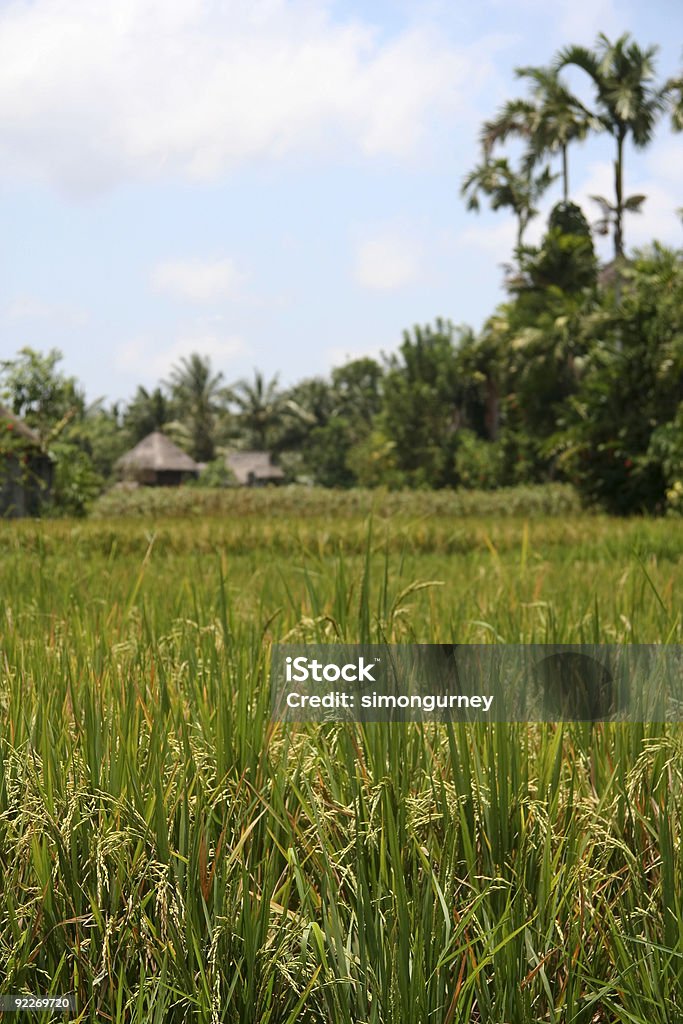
[
  {"left": 228, "top": 370, "right": 284, "bottom": 450},
  {"left": 484, "top": 66, "right": 594, "bottom": 203},
  {"left": 461, "top": 157, "right": 556, "bottom": 252},
  {"left": 165, "top": 353, "right": 225, "bottom": 462},
  {"left": 330, "top": 357, "right": 384, "bottom": 436},
  {"left": 555, "top": 33, "right": 667, "bottom": 259},
  {"left": 589, "top": 192, "right": 647, "bottom": 243},
  {"left": 123, "top": 386, "right": 171, "bottom": 444},
  {"left": 481, "top": 97, "right": 538, "bottom": 158}
]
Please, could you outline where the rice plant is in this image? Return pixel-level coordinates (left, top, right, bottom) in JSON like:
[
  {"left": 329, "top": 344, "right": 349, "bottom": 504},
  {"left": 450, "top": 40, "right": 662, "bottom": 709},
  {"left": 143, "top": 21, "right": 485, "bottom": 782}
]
[{"left": 0, "top": 500, "right": 681, "bottom": 1022}]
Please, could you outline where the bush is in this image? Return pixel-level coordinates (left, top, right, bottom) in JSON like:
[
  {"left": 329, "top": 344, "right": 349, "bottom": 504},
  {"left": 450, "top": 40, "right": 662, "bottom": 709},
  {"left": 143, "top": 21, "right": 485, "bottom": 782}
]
[
  {"left": 191, "top": 458, "right": 236, "bottom": 487},
  {"left": 454, "top": 430, "right": 504, "bottom": 489}
]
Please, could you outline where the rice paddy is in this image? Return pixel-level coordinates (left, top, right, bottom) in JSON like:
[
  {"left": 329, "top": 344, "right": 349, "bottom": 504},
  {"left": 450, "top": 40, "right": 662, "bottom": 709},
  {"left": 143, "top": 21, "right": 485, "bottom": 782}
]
[{"left": 0, "top": 492, "right": 682, "bottom": 1022}]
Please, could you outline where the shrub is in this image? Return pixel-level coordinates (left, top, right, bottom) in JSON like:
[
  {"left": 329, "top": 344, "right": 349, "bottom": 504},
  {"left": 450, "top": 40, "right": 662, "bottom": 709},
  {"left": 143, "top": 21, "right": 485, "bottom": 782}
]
[{"left": 454, "top": 430, "right": 504, "bottom": 489}]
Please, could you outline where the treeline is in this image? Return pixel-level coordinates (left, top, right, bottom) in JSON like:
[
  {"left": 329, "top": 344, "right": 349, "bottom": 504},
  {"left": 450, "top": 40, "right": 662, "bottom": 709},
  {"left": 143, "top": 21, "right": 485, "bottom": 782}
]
[
  {"left": 1, "top": 32, "right": 682, "bottom": 516},
  {"left": 2, "top": 233, "right": 681, "bottom": 518}
]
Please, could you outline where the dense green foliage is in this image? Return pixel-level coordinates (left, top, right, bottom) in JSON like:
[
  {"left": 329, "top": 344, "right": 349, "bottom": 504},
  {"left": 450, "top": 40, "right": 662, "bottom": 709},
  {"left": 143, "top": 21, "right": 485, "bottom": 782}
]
[
  {"left": 560, "top": 246, "right": 683, "bottom": 513},
  {"left": 0, "top": 347, "right": 117, "bottom": 515}
]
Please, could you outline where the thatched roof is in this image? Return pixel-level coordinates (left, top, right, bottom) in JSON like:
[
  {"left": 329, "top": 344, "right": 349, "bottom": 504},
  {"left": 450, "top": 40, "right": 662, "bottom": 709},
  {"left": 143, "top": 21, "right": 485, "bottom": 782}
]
[
  {"left": 0, "top": 405, "right": 42, "bottom": 446},
  {"left": 226, "top": 450, "right": 285, "bottom": 485},
  {"left": 116, "top": 431, "right": 199, "bottom": 473}
]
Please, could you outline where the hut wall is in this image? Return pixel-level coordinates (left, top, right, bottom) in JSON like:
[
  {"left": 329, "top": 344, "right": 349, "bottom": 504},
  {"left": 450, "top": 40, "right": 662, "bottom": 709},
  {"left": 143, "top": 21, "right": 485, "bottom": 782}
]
[
  {"left": 0, "top": 457, "right": 26, "bottom": 517},
  {"left": 135, "top": 468, "right": 197, "bottom": 486},
  {"left": 25, "top": 456, "right": 54, "bottom": 515},
  {"left": 0, "top": 455, "right": 53, "bottom": 517}
]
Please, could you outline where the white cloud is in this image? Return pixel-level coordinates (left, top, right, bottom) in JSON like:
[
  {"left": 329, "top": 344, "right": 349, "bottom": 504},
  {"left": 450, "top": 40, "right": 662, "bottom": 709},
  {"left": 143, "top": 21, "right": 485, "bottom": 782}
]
[
  {"left": 151, "top": 258, "right": 247, "bottom": 303},
  {"left": 645, "top": 137, "right": 683, "bottom": 189},
  {"left": 116, "top": 331, "right": 246, "bottom": 380},
  {"left": 455, "top": 215, "right": 551, "bottom": 282},
  {"left": 0, "top": 0, "right": 493, "bottom": 192},
  {"left": 353, "top": 233, "right": 423, "bottom": 290},
  {"left": 3, "top": 296, "right": 88, "bottom": 326},
  {"left": 458, "top": 218, "right": 519, "bottom": 259},
  {"left": 557, "top": 0, "right": 621, "bottom": 43}
]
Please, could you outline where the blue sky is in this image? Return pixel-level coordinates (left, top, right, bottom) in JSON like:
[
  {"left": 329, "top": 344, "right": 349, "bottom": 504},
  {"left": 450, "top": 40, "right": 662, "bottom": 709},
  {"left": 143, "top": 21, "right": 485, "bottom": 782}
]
[{"left": 1, "top": 0, "right": 682, "bottom": 405}]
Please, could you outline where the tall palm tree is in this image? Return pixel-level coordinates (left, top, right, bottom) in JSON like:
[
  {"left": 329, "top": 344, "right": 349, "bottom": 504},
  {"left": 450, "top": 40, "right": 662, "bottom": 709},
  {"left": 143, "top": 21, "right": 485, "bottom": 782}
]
[
  {"left": 123, "top": 386, "right": 171, "bottom": 444},
  {"left": 555, "top": 33, "right": 667, "bottom": 259},
  {"left": 165, "top": 353, "right": 225, "bottom": 462},
  {"left": 526, "top": 67, "right": 594, "bottom": 201},
  {"left": 461, "top": 157, "right": 556, "bottom": 252},
  {"left": 482, "top": 68, "right": 593, "bottom": 203},
  {"left": 228, "top": 370, "right": 284, "bottom": 450}
]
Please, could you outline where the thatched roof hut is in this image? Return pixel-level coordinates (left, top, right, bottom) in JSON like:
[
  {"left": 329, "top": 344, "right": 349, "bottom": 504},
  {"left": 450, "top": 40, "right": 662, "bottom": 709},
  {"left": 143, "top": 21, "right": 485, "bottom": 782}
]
[
  {"left": 226, "top": 450, "right": 285, "bottom": 486},
  {"left": 116, "top": 431, "right": 199, "bottom": 486},
  {"left": 0, "top": 405, "right": 53, "bottom": 516}
]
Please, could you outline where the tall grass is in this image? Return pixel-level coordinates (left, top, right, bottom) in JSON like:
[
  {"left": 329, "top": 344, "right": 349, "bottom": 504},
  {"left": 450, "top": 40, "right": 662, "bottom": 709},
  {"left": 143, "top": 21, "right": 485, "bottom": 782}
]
[{"left": 0, "top": 506, "right": 681, "bottom": 1022}]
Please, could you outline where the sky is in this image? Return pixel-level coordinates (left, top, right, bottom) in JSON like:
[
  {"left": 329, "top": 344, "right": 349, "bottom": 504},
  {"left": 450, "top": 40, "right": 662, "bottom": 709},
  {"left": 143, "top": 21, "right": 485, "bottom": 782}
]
[{"left": 1, "top": 0, "right": 682, "bottom": 406}]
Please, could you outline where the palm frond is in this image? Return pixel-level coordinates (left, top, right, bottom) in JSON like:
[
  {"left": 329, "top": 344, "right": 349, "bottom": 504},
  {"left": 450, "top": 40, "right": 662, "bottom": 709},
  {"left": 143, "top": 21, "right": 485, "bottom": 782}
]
[
  {"left": 623, "top": 194, "right": 647, "bottom": 213},
  {"left": 590, "top": 195, "right": 615, "bottom": 217},
  {"left": 554, "top": 44, "right": 601, "bottom": 83}
]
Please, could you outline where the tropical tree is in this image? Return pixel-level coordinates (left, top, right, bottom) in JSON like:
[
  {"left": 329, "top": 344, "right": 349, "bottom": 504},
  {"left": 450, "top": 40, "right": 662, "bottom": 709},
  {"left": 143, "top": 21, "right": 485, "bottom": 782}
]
[
  {"left": 278, "top": 360, "right": 385, "bottom": 487},
  {"left": 228, "top": 370, "right": 284, "bottom": 450},
  {"left": 481, "top": 99, "right": 537, "bottom": 159},
  {"left": 519, "top": 201, "right": 598, "bottom": 294},
  {"left": 0, "top": 347, "right": 104, "bottom": 514},
  {"left": 165, "top": 353, "right": 226, "bottom": 462},
  {"left": 560, "top": 245, "right": 683, "bottom": 513},
  {"left": 0, "top": 346, "right": 84, "bottom": 443},
  {"left": 282, "top": 377, "right": 335, "bottom": 436},
  {"left": 276, "top": 376, "right": 337, "bottom": 473},
  {"left": 123, "top": 386, "right": 172, "bottom": 444},
  {"left": 482, "top": 66, "right": 593, "bottom": 202},
  {"left": 381, "top": 320, "right": 465, "bottom": 488},
  {"left": 555, "top": 33, "right": 667, "bottom": 259},
  {"left": 76, "top": 401, "right": 128, "bottom": 479},
  {"left": 330, "top": 357, "right": 384, "bottom": 434},
  {"left": 663, "top": 48, "right": 683, "bottom": 131},
  {"left": 452, "top": 327, "right": 503, "bottom": 442},
  {"left": 461, "top": 157, "right": 556, "bottom": 253}
]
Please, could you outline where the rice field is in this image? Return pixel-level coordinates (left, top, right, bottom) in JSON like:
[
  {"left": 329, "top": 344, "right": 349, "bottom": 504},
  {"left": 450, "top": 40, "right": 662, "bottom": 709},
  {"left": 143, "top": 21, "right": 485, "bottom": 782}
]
[{"left": 0, "top": 492, "right": 682, "bottom": 1022}]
